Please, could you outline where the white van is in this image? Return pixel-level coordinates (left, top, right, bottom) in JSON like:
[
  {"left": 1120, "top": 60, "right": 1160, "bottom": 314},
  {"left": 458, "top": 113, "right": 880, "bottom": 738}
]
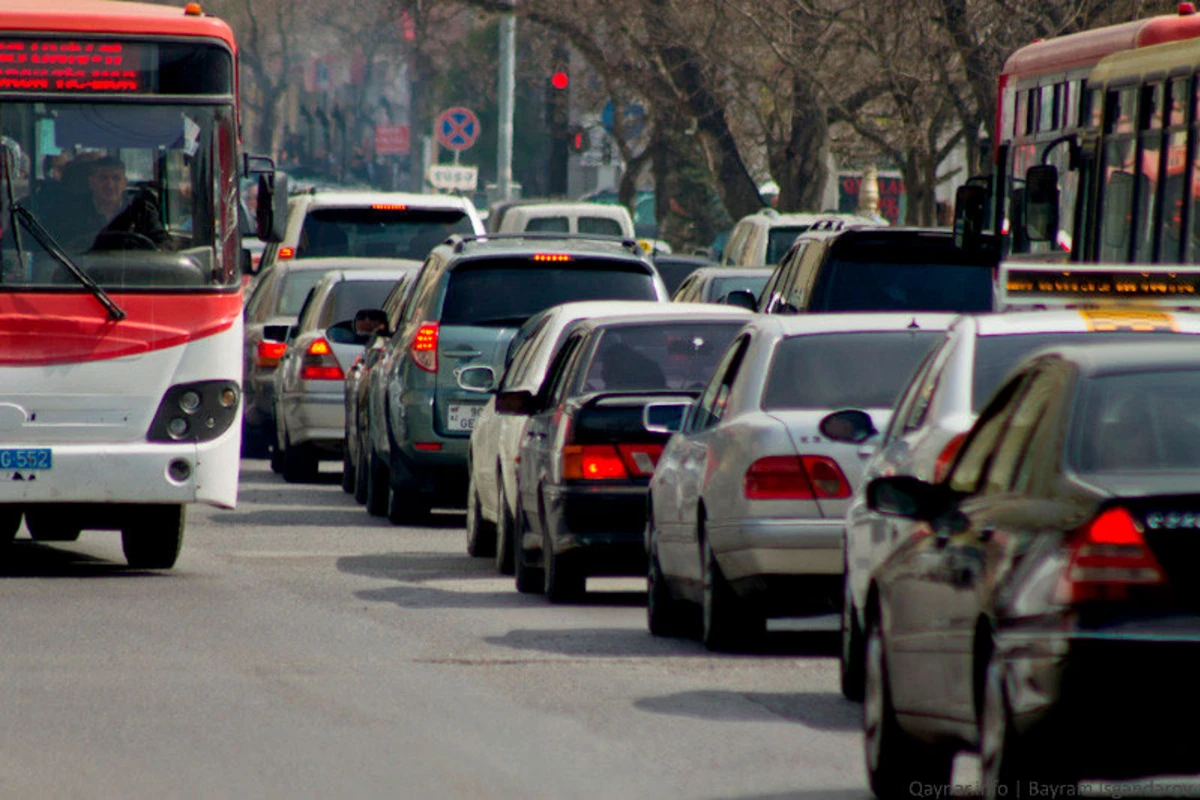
[{"left": 494, "top": 202, "right": 635, "bottom": 239}]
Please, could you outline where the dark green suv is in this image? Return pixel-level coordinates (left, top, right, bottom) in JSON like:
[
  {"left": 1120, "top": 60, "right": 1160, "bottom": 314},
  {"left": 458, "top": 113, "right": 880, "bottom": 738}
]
[{"left": 362, "top": 234, "right": 671, "bottom": 523}]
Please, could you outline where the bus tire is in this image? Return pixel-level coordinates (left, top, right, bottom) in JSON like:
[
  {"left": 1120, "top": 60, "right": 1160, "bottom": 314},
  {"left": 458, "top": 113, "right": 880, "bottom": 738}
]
[
  {"left": 122, "top": 505, "right": 185, "bottom": 570},
  {"left": 24, "top": 508, "right": 82, "bottom": 542},
  {"left": 0, "top": 506, "right": 21, "bottom": 545}
]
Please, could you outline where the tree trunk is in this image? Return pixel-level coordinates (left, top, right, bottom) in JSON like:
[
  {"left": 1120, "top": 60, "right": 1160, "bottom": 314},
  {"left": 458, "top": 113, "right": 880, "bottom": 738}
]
[{"left": 773, "top": 71, "right": 829, "bottom": 212}]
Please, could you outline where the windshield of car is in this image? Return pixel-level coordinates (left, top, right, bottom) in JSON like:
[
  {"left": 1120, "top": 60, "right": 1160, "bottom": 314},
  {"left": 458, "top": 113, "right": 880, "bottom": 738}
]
[
  {"left": 1071, "top": 369, "right": 1200, "bottom": 473},
  {"left": 808, "top": 235, "right": 994, "bottom": 312},
  {"left": 297, "top": 208, "right": 473, "bottom": 260},
  {"left": 326, "top": 279, "right": 400, "bottom": 327},
  {"left": 579, "top": 217, "right": 624, "bottom": 237},
  {"left": 972, "top": 332, "right": 1183, "bottom": 412},
  {"left": 763, "top": 331, "right": 942, "bottom": 410},
  {"left": 766, "top": 226, "right": 810, "bottom": 264},
  {"left": 582, "top": 322, "right": 745, "bottom": 392},
  {"left": 278, "top": 270, "right": 330, "bottom": 316},
  {"left": 711, "top": 275, "right": 770, "bottom": 301},
  {"left": 439, "top": 260, "right": 658, "bottom": 326}
]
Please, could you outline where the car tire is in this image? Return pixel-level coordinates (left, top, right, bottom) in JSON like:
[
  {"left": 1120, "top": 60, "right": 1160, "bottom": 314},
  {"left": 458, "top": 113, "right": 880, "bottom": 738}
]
[
  {"left": 465, "top": 473, "right": 497, "bottom": 558},
  {"left": 841, "top": 569, "right": 866, "bottom": 702},
  {"left": 353, "top": 444, "right": 370, "bottom": 505},
  {"left": 365, "top": 452, "right": 389, "bottom": 517},
  {"left": 0, "top": 506, "right": 21, "bottom": 545},
  {"left": 24, "top": 508, "right": 82, "bottom": 542},
  {"left": 282, "top": 436, "right": 319, "bottom": 484},
  {"left": 513, "top": 499, "right": 542, "bottom": 594},
  {"left": 494, "top": 485, "right": 515, "bottom": 575},
  {"left": 341, "top": 446, "right": 356, "bottom": 493},
  {"left": 702, "top": 536, "right": 761, "bottom": 651},
  {"left": 387, "top": 483, "right": 430, "bottom": 526},
  {"left": 863, "top": 608, "right": 953, "bottom": 799},
  {"left": 647, "top": 529, "right": 687, "bottom": 637},
  {"left": 121, "top": 504, "right": 185, "bottom": 570},
  {"left": 543, "top": 523, "right": 585, "bottom": 604}
]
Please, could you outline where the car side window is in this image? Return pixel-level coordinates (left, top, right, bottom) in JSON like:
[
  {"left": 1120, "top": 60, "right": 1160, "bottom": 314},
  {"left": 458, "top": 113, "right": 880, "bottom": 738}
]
[
  {"left": 763, "top": 246, "right": 804, "bottom": 313},
  {"left": 538, "top": 333, "right": 584, "bottom": 406},
  {"left": 982, "top": 369, "right": 1057, "bottom": 495},
  {"left": 1008, "top": 367, "right": 1069, "bottom": 496},
  {"left": 946, "top": 372, "right": 1032, "bottom": 495},
  {"left": 903, "top": 337, "right": 956, "bottom": 434},
  {"left": 691, "top": 334, "right": 751, "bottom": 433},
  {"left": 722, "top": 224, "right": 747, "bottom": 265},
  {"left": 295, "top": 284, "right": 324, "bottom": 333},
  {"left": 502, "top": 317, "right": 552, "bottom": 390},
  {"left": 882, "top": 342, "right": 941, "bottom": 445},
  {"left": 244, "top": 270, "right": 276, "bottom": 321},
  {"left": 787, "top": 241, "right": 825, "bottom": 311}
]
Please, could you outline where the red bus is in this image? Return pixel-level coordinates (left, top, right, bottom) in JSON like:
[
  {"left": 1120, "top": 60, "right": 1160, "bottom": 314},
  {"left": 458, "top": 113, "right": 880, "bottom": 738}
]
[
  {"left": 983, "top": 5, "right": 1200, "bottom": 261},
  {"left": 0, "top": 0, "right": 284, "bottom": 567}
]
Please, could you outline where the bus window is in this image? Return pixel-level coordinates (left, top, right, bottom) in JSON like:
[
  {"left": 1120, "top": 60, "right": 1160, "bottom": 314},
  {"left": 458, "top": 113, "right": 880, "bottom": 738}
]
[
  {"left": 1089, "top": 88, "right": 1104, "bottom": 129},
  {"left": 1027, "top": 89, "right": 1040, "bottom": 135},
  {"left": 1135, "top": 130, "right": 1162, "bottom": 262},
  {"left": 1040, "top": 86, "right": 1058, "bottom": 133},
  {"left": 1099, "top": 139, "right": 1136, "bottom": 262},
  {"left": 1169, "top": 78, "right": 1189, "bottom": 127},
  {"left": 1141, "top": 84, "right": 1163, "bottom": 130},
  {"left": 1016, "top": 90, "right": 1029, "bottom": 137},
  {"left": 1159, "top": 130, "right": 1187, "bottom": 262},
  {"left": 1107, "top": 88, "right": 1136, "bottom": 135}
]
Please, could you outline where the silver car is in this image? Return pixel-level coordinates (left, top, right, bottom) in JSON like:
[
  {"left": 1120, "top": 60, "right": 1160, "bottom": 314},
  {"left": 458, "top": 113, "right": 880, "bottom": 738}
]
[
  {"left": 646, "top": 313, "right": 954, "bottom": 651},
  {"left": 839, "top": 306, "right": 1200, "bottom": 700},
  {"left": 272, "top": 268, "right": 410, "bottom": 483}
]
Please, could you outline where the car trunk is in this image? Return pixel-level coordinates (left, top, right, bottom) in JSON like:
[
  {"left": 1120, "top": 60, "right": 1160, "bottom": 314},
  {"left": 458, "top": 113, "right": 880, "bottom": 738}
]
[{"left": 434, "top": 325, "right": 516, "bottom": 437}]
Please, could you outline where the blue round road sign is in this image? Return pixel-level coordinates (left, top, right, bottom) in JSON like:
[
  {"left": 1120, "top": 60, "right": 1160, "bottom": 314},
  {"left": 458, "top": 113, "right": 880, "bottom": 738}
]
[{"left": 436, "top": 107, "right": 480, "bottom": 151}]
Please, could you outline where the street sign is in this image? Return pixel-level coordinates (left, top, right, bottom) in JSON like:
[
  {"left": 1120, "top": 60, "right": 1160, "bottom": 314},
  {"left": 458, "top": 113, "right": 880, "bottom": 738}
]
[
  {"left": 374, "top": 124, "right": 410, "bottom": 156},
  {"left": 601, "top": 101, "right": 645, "bottom": 140},
  {"left": 435, "top": 107, "right": 480, "bottom": 151},
  {"left": 427, "top": 164, "right": 478, "bottom": 192}
]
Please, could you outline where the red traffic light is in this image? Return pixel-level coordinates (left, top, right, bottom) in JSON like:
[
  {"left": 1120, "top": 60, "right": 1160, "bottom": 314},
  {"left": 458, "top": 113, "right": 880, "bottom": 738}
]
[{"left": 551, "top": 71, "right": 569, "bottom": 90}]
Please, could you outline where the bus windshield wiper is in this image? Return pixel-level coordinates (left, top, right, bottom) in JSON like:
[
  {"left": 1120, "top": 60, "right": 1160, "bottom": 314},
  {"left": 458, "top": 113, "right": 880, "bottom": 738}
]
[{"left": 12, "top": 205, "right": 126, "bottom": 321}]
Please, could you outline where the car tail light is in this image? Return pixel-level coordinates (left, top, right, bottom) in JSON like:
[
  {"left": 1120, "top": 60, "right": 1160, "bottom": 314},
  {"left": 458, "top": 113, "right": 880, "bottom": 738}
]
[
  {"left": 411, "top": 322, "right": 439, "bottom": 372},
  {"left": 533, "top": 253, "right": 571, "bottom": 262},
  {"left": 562, "top": 444, "right": 629, "bottom": 480},
  {"left": 299, "top": 337, "right": 345, "bottom": 381},
  {"left": 255, "top": 339, "right": 288, "bottom": 369},
  {"left": 617, "top": 443, "right": 664, "bottom": 477},
  {"left": 933, "top": 432, "right": 968, "bottom": 484},
  {"left": 744, "top": 456, "right": 850, "bottom": 500},
  {"left": 1055, "top": 507, "right": 1166, "bottom": 603},
  {"left": 278, "top": 246, "right": 295, "bottom": 260}
]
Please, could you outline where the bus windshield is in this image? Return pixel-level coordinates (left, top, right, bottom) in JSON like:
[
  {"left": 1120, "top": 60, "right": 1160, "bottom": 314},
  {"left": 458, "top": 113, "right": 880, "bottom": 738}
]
[{"left": 0, "top": 101, "right": 236, "bottom": 290}]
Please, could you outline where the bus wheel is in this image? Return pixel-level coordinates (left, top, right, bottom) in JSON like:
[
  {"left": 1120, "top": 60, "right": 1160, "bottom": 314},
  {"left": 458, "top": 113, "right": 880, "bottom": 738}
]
[
  {"left": 0, "top": 507, "right": 21, "bottom": 545},
  {"left": 24, "top": 509, "right": 82, "bottom": 541},
  {"left": 122, "top": 505, "right": 185, "bottom": 570}
]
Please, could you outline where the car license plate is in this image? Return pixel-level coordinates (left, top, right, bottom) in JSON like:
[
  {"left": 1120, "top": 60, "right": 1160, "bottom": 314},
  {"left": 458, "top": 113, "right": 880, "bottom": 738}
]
[
  {"left": 447, "top": 404, "right": 484, "bottom": 432},
  {"left": 0, "top": 448, "right": 51, "bottom": 470}
]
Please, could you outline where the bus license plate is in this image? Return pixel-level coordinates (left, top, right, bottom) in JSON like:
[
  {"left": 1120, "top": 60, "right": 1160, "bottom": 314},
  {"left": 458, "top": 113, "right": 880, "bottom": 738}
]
[
  {"left": 447, "top": 405, "right": 484, "bottom": 432},
  {"left": 0, "top": 448, "right": 51, "bottom": 470}
]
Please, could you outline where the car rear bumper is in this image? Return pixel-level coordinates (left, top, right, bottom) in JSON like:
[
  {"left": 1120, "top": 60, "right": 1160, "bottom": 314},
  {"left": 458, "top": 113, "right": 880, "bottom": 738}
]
[
  {"left": 1003, "top": 628, "right": 1200, "bottom": 779},
  {"left": 544, "top": 483, "right": 647, "bottom": 576},
  {"left": 281, "top": 388, "right": 344, "bottom": 451},
  {"left": 708, "top": 517, "right": 843, "bottom": 580}
]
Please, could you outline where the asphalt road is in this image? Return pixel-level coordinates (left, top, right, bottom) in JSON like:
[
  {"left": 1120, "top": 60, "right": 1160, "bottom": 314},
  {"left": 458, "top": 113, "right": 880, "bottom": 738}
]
[{"left": 0, "top": 459, "right": 883, "bottom": 799}]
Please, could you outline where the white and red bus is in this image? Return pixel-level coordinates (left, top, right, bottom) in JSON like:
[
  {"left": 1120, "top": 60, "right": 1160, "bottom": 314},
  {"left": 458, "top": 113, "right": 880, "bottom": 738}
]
[
  {"left": 976, "top": 5, "right": 1200, "bottom": 261},
  {"left": 0, "top": 0, "right": 283, "bottom": 567}
]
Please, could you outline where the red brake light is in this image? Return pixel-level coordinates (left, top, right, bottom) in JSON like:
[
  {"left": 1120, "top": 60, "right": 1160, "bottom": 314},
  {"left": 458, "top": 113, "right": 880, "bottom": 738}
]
[
  {"left": 278, "top": 246, "right": 295, "bottom": 259},
  {"left": 255, "top": 339, "right": 288, "bottom": 368},
  {"left": 933, "top": 432, "right": 968, "bottom": 484},
  {"left": 411, "top": 322, "right": 439, "bottom": 372},
  {"left": 617, "top": 443, "right": 664, "bottom": 477},
  {"left": 744, "top": 456, "right": 814, "bottom": 500},
  {"left": 299, "top": 337, "right": 345, "bottom": 381},
  {"left": 801, "top": 456, "right": 850, "bottom": 498},
  {"left": 1055, "top": 507, "right": 1166, "bottom": 603},
  {"left": 372, "top": 204, "right": 408, "bottom": 211},
  {"left": 533, "top": 253, "right": 572, "bottom": 262},
  {"left": 562, "top": 444, "right": 629, "bottom": 480}
]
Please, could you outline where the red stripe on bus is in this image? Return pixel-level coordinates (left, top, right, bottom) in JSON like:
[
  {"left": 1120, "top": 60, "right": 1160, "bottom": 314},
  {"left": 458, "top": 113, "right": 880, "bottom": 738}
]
[{"left": 0, "top": 292, "right": 242, "bottom": 365}]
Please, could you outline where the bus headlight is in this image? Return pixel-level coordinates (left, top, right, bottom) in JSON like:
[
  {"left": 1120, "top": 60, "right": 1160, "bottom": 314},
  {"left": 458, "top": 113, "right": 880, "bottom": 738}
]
[{"left": 148, "top": 380, "right": 240, "bottom": 443}]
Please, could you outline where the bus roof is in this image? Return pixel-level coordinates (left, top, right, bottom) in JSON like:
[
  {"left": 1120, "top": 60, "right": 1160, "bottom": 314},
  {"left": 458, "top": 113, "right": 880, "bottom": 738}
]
[
  {"left": 0, "top": 0, "right": 234, "bottom": 42},
  {"left": 1089, "top": 35, "right": 1200, "bottom": 85},
  {"left": 1002, "top": 11, "right": 1200, "bottom": 79}
]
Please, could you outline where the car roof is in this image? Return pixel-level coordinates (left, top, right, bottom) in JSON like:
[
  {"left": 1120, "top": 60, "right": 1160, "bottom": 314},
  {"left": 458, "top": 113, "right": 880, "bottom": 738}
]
[
  {"left": 685, "top": 266, "right": 774, "bottom": 280},
  {"left": 796, "top": 225, "right": 952, "bottom": 243},
  {"left": 273, "top": 257, "right": 424, "bottom": 272},
  {"left": 740, "top": 211, "right": 877, "bottom": 227},
  {"left": 1027, "top": 340, "right": 1200, "bottom": 377},
  {"left": 569, "top": 304, "right": 756, "bottom": 329},
  {"left": 758, "top": 312, "right": 959, "bottom": 336},
  {"left": 439, "top": 235, "right": 648, "bottom": 262},
  {"left": 964, "top": 308, "right": 1200, "bottom": 336},
  {"left": 504, "top": 202, "right": 630, "bottom": 215},
  {"left": 296, "top": 192, "right": 478, "bottom": 212},
  {"left": 314, "top": 269, "right": 413, "bottom": 283}
]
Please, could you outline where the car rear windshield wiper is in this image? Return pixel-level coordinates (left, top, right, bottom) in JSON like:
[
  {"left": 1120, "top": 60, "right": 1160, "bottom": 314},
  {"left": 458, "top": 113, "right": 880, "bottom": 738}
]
[{"left": 12, "top": 205, "right": 126, "bottom": 321}]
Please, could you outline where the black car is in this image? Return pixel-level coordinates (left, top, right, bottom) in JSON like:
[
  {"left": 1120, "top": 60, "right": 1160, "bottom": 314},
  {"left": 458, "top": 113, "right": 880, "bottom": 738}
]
[
  {"left": 495, "top": 307, "right": 751, "bottom": 602},
  {"left": 861, "top": 341, "right": 1200, "bottom": 799},
  {"left": 754, "top": 227, "right": 998, "bottom": 314}
]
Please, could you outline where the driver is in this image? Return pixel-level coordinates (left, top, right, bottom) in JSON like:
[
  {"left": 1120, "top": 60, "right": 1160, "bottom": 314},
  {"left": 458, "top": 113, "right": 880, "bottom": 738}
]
[{"left": 39, "top": 155, "right": 165, "bottom": 252}]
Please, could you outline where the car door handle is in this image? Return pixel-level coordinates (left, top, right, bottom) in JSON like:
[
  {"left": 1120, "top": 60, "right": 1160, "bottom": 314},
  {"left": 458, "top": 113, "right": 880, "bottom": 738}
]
[{"left": 444, "top": 349, "right": 482, "bottom": 358}]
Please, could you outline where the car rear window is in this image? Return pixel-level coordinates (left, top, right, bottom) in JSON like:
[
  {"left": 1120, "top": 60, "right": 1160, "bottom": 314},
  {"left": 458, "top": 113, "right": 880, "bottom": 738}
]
[
  {"left": 524, "top": 217, "right": 569, "bottom": 233},
  {"left": 711, "top": 275, "right": 770, "bottom": 302},
  {"left": 1071, "top": 369, "right": 1200, "bottom": 473},
  {"left": 298, "top": 208, "right": 473, "bottom": 260},
  {"left": 766, "top": 226, "right": 810, "bottom": 264},
  {"left": 972, "top": 332, "right": 1183, "bottom": 411},
  {"left": 439, "top": 260, "right": 658, "bottom": 326},
  {"left": 278, "top": 270, "right": 329, "bottom": 316},
  {"left": 763, "top": 331, "right": 942, "bottom": 410},
  {"left": 326, "top": 279, "right": 401, "bottom": 326},
  {"left": 581, "top": 322, "right": 746, "bottom": 392},
  {"left": 653, "top": 260, "right": 708, "bottom": 295},
  {"left": 579, "top": 217, "right": 624, "bottom": 237},
  {"left": 808, "top": 235, "right": 994, "bottom": 312}
]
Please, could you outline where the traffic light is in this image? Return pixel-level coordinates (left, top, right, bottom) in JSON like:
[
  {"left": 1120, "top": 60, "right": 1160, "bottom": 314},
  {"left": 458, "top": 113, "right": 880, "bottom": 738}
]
[
  {"left": 546, "top": 68, "right": 570, "bottom": 195},
  {"left": 569, "top": 126, "right": 588, "bottom": 154}
]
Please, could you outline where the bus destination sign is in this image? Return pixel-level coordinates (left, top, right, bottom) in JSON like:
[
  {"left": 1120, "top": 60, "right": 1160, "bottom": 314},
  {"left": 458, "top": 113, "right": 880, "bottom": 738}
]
[
  {"left": 0, "top": 39, "right": 152, "bottom": 93},
  {"left": 1005, "top": 268, "right": 1200, "bottom": 299}
]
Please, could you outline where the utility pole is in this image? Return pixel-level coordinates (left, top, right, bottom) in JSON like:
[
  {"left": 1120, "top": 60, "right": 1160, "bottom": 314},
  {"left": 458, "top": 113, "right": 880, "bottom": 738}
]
[{"left": 497, "top": 1, "right": 516, "bottom": 202}]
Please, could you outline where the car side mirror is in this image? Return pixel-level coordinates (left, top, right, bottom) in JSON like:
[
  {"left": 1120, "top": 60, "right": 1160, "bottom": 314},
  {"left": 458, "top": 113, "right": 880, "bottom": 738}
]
[
  {"left": 326, "top": 320, "right": 369, "bottom": 346},
  {"left": 819, "top": 409, "right": 877, "bottom": 444},
  {"left": 495, "top": 389, "right": 538, "bottom": 416},
  {"left": 262, "top": 323, "right": 291, "bottom": 343},
  {"left": 643, "top": 400, "right": 692, "bottom": 434},
  {"left": 456, "top": 365, "right": 497, "bottom": 394},
  {"left": 719, "top": 289, "right": 758, "bottom": 310},
  {"left": 866, "top": 476, "right": 948, "bottom": 521},
  {"left": 1024, "top": 164, "right": 1059, "bottom": 243},
  {"left": 953, "top": 178, "right": 989, "bottom": 252}
]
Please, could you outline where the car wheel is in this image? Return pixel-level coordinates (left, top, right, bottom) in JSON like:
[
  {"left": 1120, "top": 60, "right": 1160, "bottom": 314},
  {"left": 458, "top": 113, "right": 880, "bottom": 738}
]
[
  {"left": 513, "top": 498, "right": 542, "bottom": 594},
  {"left": 341, "top": 446, "right": 356, "bottom": 493},
  {"left": 543, "top": 514, "right": 584, "bottom": 604},
  {"left": 863, "top": 608, "right": 953, "bottom": 798},
  {"left": 465, "top": 473, "right": 497, "bottom": 558},
  {"left": 841, "top": 568, "right": 866, "bottom": 702},
  {"left": 365, "top": 451, "right": 389, "bottom": 517},
  {"left": 282, "top": 435, "right": 319, "bottom": 484},
  {"left": 647, "top": 522, "right": 687, "bottom": 637},
  {"left": 494, "top": 485, "right": 515, "bottom": 575},
  {"left": 24, "top": 508, "right": 82, "bottom": 542},
  {"left": 702, "top": 536, "right": 760, "bottom": 651},
  {"left": 0, "top": 506, "right": 20, "bottom": 545},
  {"left": 122, "top": 504, "right": 185, "bottom": 570},
  {"left": 354, "top": 444, "right": 370, "bottom": 505},
  {"left": 387, "top": 483, "right": 430, "bottom": 526}
]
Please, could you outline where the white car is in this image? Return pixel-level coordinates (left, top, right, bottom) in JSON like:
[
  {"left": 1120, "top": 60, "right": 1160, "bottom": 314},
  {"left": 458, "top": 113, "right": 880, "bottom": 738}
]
[
  {"left": 465, "top": 300, "right": 674, "bottom": 572},
  {"left": 257, "top": 191, "right": 484, "bottom": 272},
  {"left": 492, "top": 201, "right": 634, "bottom": 239},
  {"left": 721, "top": 209, "right": 883, "bottom": 267}
]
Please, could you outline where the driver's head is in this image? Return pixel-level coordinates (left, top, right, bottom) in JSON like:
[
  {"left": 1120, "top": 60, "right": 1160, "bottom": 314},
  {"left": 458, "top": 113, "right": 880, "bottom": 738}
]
[{"left": 86, "top": 156, "right": 128, "bottom": 215}]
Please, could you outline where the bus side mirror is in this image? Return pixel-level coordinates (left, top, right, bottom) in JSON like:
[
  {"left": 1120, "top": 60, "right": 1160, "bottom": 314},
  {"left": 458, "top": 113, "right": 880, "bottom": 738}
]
[
  {"left": 256, "top": 172, "right": 289, "bottom": 243},
  {"left": 953, "top": 179, "right": 988, "bottom": 251},
  {"left": 1024, "top": 165, "right": 1059, "bottom": 243}
]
